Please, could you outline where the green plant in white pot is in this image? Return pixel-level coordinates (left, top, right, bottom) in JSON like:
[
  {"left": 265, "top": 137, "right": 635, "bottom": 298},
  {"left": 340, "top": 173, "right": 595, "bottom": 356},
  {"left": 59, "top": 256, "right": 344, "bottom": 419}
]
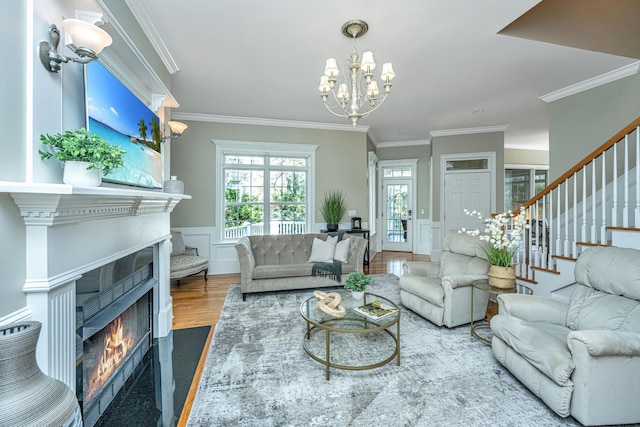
[
  {"left": 344, "top": 271, "right": 371, "bottom": 300},
  {"left": 39, "top": 128, "right": 126, "bottom": 186},
  {"left": 320, "top": 190, "right": 348, "bottom": 232}
]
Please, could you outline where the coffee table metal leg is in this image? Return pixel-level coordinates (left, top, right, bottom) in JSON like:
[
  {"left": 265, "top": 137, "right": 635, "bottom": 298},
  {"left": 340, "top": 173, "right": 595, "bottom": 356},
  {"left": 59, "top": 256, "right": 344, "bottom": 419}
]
[
  {"left": 396, "top": 317, "right": 401, "bottom": 366},
  {"left": 325, "top": 329, "right": 331, "bottom": 380}
]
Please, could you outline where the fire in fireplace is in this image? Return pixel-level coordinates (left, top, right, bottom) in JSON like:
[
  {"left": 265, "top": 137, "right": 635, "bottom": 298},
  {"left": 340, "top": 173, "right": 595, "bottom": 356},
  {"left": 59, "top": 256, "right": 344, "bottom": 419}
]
[{"left": 76, "top": 247, "right": 155, "bottom": 427}]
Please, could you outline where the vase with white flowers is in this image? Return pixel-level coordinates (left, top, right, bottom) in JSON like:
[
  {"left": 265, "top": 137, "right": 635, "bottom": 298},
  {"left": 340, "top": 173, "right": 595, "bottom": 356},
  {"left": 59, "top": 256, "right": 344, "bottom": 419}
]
[{"left": 460, "top": 208, "right": 527, "bottom": 288}]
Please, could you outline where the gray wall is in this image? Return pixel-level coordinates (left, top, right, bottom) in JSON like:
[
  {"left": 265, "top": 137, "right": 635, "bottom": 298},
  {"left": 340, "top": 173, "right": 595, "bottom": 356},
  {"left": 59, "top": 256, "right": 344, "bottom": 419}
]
[
  {"left": 504, "top": 148, "right": 549, "bottom": 166},
  {"left": 169, "top": 122, "right": 369, "bottom": 229},
  {"left": 431, "top": 132, "right": 505, "bottom": 221},
  {"left": 376, "top": 144, "right": 431, "bottom": 220},
  {"left": 549, "top": 72, "right": 640, "bottom": 181}
]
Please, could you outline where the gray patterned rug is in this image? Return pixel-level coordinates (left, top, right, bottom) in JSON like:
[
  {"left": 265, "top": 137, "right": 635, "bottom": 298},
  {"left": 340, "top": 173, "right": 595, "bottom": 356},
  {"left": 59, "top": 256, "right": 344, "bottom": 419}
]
[{"left": 186, "top": 274, "right": 580, "bottom": 427}]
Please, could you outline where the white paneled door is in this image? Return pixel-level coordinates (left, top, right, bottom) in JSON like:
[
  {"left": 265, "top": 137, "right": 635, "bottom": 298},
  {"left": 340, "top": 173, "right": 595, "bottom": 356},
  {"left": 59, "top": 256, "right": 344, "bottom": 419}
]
[{"left": 443, "top": 171, "right": 491, "bottom": 235}]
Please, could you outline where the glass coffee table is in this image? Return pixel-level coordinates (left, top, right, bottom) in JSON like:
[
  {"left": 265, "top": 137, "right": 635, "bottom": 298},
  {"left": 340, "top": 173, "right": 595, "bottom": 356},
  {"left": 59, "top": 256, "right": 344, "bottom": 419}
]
[{"left": 300, "top": 291, "right": 400, "bottom": 380}]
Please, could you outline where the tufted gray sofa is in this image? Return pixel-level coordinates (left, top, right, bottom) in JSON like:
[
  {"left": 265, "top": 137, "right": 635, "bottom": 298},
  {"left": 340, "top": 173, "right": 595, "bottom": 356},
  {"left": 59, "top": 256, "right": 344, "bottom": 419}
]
[
  {"left": 491, "top": 246, "right": 640, "bottom": 426},
  {"left": 235, "top": 233, "right": 367, "bottom": 300}
]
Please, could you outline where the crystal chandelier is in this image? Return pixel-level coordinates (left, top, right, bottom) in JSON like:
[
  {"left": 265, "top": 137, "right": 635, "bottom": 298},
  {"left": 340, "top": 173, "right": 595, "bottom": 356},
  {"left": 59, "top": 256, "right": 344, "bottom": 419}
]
[{"left": 318, "top": 20, "right": 395, "bottom": 127}]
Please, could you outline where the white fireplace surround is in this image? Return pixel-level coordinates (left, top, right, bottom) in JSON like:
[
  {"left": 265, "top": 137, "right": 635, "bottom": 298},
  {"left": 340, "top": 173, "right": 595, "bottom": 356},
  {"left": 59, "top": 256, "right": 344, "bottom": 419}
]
[{"left": 2, "top": 182, "right": 189, "bottom": 391}]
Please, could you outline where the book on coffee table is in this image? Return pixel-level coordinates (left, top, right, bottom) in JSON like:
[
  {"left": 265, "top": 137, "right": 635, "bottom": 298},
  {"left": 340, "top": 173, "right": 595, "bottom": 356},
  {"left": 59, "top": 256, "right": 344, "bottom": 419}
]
[{"left": 354, "top": 300, "right": 398, "bottom": 320}]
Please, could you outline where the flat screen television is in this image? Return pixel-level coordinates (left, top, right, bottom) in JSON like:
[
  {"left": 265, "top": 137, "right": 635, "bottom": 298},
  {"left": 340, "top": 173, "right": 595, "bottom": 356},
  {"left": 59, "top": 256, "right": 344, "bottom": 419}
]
[{"left": 85, "top": 61, "right": 163, "bottom": 189}]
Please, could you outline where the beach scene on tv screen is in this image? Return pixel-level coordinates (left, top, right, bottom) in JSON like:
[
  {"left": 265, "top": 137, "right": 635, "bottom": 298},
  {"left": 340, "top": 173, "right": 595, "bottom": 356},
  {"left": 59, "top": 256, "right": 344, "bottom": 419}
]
[{"left": 86, "top": 61, "right": 162, "bottom": 188}]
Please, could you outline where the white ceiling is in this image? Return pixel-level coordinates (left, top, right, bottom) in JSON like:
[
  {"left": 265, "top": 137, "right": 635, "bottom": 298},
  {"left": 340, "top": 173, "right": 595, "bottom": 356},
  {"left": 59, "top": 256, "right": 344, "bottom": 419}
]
[{"left": 130, "top": 0, "right": 638, "bottom": 150}]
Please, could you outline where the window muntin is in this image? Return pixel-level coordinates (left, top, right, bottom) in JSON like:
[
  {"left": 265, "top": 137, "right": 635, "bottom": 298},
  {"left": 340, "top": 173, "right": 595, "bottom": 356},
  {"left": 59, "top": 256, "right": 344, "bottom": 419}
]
[
  {"left": 382, "top": 166, "right": 412, "bottom": 177},
  {"left": 223, "top": 153, "right": 308, "bottom": 239}
]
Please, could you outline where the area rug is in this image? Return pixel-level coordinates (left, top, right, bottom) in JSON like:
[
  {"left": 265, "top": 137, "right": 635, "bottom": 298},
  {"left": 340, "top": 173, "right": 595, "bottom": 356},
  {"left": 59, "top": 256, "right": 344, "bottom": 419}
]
[{"left": 187, "top": 275, "right": 581, "bottom": 427}]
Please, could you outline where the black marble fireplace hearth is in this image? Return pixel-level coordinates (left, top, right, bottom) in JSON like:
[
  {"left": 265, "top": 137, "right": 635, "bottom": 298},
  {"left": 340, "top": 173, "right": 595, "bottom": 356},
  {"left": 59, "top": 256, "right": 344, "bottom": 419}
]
[{"left": 95, "top": 326, "right": 210, "bottom": 427}]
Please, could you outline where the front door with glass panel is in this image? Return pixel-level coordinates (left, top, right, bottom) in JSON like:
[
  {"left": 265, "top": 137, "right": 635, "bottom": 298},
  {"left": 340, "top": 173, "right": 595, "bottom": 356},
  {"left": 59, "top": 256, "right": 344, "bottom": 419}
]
[{"left": 382, "top": 179, "right": 412, "bottom": 251}]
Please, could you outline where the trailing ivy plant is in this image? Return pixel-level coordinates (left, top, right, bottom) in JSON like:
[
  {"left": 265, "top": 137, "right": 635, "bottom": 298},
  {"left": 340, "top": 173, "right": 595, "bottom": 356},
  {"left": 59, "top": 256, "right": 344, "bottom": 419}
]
[{"left": 39, "top": 128, "right": 126, "bottom": 175}]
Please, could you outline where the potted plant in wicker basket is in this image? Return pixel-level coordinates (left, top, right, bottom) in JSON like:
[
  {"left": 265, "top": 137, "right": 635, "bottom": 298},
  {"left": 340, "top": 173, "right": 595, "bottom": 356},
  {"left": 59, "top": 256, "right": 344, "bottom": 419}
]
[
  {"left": 39, "top": 128, "right": 126, "bottom": 186},
  {"left": 460, "top": 208, "right": 527, "bottom": 289}
]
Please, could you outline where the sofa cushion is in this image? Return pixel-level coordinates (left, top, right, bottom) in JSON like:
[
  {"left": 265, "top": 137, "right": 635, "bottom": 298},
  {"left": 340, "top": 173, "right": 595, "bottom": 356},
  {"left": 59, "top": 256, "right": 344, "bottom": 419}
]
[
  {"left": 567, "top": 285, "right": 640, "bottom": 331},
  {"left": 334, "top": 237, "right": 351, "bottom": 263},
  {"left": 170, "top": 255, "right": 208, "bottom": 275},
  {"left": 491, "top": 315, "right": 575, "bottom": 386},
  {"left": 399, "top": 275, "right": 445, "bottom": 308},
  {"left": 439, "top": 252, "right": 488, "bottom": 278},
  {"left": 253, "top": 264, "right": 314, "bottom": 280},
  {"left": 307, "top": 236, "right": 338, "bottom": 263},
  {"left": 574, "top": 246, "right": 640, "bottom": 300}
]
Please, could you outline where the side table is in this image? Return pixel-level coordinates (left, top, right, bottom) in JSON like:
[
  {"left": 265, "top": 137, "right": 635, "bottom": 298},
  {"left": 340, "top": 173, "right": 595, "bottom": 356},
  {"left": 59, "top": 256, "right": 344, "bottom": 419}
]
[
  {"left": 470, "top": 279, "right": 533, "bottom": 345},
  {"left": 321, "top": 229, "right": 370, "bottom": 267}
]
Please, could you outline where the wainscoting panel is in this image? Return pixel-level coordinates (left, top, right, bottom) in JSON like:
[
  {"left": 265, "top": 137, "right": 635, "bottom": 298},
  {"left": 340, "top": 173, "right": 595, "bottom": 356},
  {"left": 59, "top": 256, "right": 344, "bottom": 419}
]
[{"left": 414, "top": 219, "right": 432, "bottom": 255}]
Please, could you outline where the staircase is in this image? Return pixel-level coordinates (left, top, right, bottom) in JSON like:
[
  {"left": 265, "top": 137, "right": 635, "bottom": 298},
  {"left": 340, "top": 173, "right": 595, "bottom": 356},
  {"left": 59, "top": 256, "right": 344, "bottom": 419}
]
[{"left": 513, "top": 117, "right": 640, "bottom": 300}]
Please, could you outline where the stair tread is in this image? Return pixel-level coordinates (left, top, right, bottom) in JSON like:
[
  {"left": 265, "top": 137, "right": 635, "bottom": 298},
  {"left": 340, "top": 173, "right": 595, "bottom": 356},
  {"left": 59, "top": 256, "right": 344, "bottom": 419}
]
[
  {"left": 607, "top": 226, "right": 640, "bottom": 231},
  {"left": 552, "top": 255, "right": 578, "bottom": 261},
  {"left": 576, "top": 241, "right": 613, "bottom": 247},
  {"left": 516, "top": 275, "right": 537, "bottom": 284},
  {"left": 530, "top": 265, "right": 560, "bottom": 274}
]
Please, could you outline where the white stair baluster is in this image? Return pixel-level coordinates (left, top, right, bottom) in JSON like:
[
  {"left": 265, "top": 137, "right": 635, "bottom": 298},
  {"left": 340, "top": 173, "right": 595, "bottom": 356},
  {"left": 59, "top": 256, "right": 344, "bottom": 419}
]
[
  {"left": 582, "top": 166, "right": 588, "bottom": 249},
  {"left": 572, "top": 173, "right": 577, "bottom": 256},
  {"left": 623, "top": 134, "right": 630, "bottom": 227},
  {"left": 612, "top": 143, "right": 618, "bottom": 227},
  {"left": 591, "top": 159, "right": 597, "bottom": 244},
  {"left": 636, "top": 127, "right": 640, "bottom": 227},
  {"left": 601, "top": 152, "right": 607, "bottom": 244},
  {"left": 556, "top": 186, "right": 562, "bottom": 256},
  {"left": 564, "top": 182, "right": 570, "bottom": 256}
]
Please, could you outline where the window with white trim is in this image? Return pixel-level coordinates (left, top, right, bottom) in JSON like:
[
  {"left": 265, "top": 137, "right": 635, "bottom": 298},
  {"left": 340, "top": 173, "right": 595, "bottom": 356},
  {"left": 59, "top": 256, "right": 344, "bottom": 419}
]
[{"left": 215, "top": 141, "right": 316, "bottom": 241}]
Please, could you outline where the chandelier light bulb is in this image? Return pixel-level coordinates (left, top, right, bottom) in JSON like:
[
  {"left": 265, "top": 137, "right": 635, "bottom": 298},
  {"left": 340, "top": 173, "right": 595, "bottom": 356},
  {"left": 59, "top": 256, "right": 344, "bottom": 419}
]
[
  {"left": 319, "top": 75, "right": 331, "bottom": 93},
  {"left": 337, "top": 83, "right": 349, "bottom": 100},
  {"left": 367, "top": 81, "right": 380, "bottom": 98}
]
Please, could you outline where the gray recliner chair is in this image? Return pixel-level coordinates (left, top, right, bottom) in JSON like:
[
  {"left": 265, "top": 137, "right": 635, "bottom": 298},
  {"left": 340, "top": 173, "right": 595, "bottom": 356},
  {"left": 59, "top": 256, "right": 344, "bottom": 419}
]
[
  {"left": 491, "top": 246, "right": 640, "bottom": 426},
  {"left": 399, "top": 230, "right": 490, "bottom": 327}
]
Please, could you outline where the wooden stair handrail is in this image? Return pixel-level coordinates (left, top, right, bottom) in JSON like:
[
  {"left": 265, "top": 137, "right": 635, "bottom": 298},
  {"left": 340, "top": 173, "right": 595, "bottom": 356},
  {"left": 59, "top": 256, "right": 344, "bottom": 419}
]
[{"left": 515, "top": 116, "right": 640, "bottom": 215}]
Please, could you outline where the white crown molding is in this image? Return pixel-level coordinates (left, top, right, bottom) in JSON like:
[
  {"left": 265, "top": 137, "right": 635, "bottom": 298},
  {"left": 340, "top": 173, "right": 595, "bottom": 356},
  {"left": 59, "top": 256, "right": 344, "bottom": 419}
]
[
  {"left": 124, "top": 0, "right": 180, "bottom": 74},
  {"left": 376, "top": 139, "right": 431, "bottom": 149},
  {"left": 429, "top": 125, "right": 509, "bottom": 138},
  {"left": 96, "top": 0, "right": 179, "bottom": 108},
  {"left": 171, "top": 112, "right": 370, "bottom": 133},
  {"left": 540, "top": 61, "right": 640, "bottom": 103}
]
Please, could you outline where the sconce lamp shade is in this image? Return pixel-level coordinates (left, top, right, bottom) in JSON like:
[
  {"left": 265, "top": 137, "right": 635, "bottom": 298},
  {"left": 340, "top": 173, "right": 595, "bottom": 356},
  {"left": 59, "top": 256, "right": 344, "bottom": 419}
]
[
  {"left": 168, "top": 121, "right": 188, "bottom": 135},
  {"left": 61, "top": 19, "right": 112, "bottom": 55}
]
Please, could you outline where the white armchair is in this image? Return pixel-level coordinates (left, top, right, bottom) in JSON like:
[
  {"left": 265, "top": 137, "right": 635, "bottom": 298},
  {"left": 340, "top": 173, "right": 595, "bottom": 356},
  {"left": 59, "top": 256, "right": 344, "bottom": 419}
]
[
  {"left": 399, "top": 230, "right": 490, "bottom": 327},
  {"left": 491, "top": 246, "right": 640, "bottom": 425},
  {"left": 170, "top": 231, "right": 209, "bottom": 286}
]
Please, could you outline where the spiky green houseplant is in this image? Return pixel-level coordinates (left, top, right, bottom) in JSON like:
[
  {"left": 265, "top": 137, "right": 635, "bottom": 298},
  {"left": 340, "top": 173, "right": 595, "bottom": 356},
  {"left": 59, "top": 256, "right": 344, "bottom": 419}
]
[
  {"left": 319, "top": 190, "right": 348, "bottom": 231},
  {"left": 39, "top": 128, "right": 126, "bottom": 175}
]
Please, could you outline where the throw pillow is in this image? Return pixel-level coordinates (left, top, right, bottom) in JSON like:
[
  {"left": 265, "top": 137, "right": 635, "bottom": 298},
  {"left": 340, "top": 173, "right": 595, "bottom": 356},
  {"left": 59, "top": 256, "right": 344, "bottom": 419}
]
[
  {"left": 308, "top": 235, "right": 338, "bottom": 263},
  {"left": 170, "top": 231, "right": 186, "bottom": 256},
  {"left": 334, "top": 237, "right": 351, "bottom": 263}
]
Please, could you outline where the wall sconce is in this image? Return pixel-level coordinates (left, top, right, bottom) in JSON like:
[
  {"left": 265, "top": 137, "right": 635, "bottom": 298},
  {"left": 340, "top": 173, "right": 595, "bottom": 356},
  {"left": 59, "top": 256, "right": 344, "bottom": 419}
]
[
  {"left": 39, "top": 19, "right": 112, "bottom": 73},
  {"left": 161, "top": 121, "right": 188, "bottom": 143}
]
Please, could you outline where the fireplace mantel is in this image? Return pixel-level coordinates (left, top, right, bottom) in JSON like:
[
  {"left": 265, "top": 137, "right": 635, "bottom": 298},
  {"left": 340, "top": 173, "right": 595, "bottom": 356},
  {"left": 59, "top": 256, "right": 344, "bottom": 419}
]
[
  {"left": 1, "top": 182, "right": 190, "bottom": 225},
  {"left": 1, "top": 181, "right": 188, "bottom": 391}
]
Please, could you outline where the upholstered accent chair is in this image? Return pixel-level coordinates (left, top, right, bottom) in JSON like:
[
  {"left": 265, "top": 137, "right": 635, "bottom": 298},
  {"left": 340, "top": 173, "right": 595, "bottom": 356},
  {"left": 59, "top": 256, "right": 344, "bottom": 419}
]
[
  {"left": 491, "top": 246, "right": 640, "bottom": 426},
  {"left": 170, "top": 230, "right": 209, "bottom": 285},
  {"left": 399, "top": 230, "right": 490, "bottom": 327}
]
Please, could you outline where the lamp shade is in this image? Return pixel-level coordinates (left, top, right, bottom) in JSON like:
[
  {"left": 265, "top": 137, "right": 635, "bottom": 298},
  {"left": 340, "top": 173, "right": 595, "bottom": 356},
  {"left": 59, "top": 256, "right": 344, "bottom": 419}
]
[
  {"left": 168, "top": 121, "right": 188, "bottom": 135},
  {"left": 61, "top": 19, "right": 112, "bottom": 54},
  {"left": 324, "top": 58, "right": 339, "bottom": 77},
  {"left": 318, "top": 75, "right": 331, "bottom": 93},
  {"left": 367, "top": 81, "right": 379, "bottom": 97},
  {"left": 360, "top": 51, "right": 376, "bottom": 72},
  {"left": 381, "top": 63, "right": 395, "bottom": 81}
]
